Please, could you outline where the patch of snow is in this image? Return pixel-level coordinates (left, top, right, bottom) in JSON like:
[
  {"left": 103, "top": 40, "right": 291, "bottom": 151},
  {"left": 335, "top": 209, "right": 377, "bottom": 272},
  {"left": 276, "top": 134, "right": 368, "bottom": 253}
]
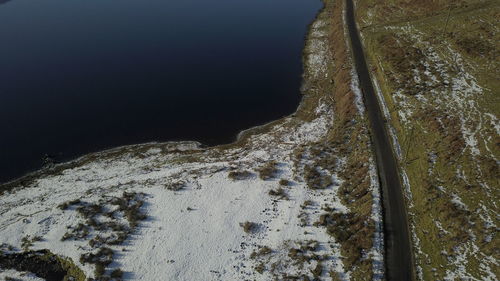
[
  {"left": 450, "top": 193, "right": 468, "bottom": 211},
  {"left": 434, "top": 221, "right": 450, "bottom": 235},
  {"left": 368, "top": 161, "right": 384, "bottom": 280},
  {"left": 371, "top": 73, "right": 390, "bottom": 119},
  {"left": 306, "top": 20, "right": 333, "bottom": 80},
  {"left": 350, "top": 68, "right": 366, "bottom": 115},
  {"left": 400, "top": 170, "right": 413, "bottom": 206}
]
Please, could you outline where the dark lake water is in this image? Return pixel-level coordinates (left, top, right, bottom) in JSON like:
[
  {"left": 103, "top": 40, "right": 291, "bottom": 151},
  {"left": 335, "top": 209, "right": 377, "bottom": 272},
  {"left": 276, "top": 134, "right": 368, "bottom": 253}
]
[{"left": 0, "top": 0, "right": 321, "bottom": 183}]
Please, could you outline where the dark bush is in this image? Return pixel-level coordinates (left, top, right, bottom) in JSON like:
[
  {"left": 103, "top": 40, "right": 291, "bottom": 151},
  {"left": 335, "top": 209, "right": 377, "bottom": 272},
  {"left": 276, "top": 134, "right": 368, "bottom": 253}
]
[
  {"left": 166, "top": 181, "right": 185, "bottom": 191},
  {"left": 57, "top": 199, "right": 82, "bottom": 210},
  {"left": 239, "top": 221, "right": 258, "bottom": 234},
  {"left": 76, "top": 203, "right": 102, "bottom": 219},
  {"left": 110, "top": 268, "right": 123, "bottom": 278},
  {"left": 268, "top": 188, "right": 287, "bottom": 199},
  {"left": 94, "top": 262, "right": 106, "bottom": 277},
  {"left": 304, "top": 166, "right": 332, "bottom": 189},
  {"left": 228, "top": 170, "right": 253, "bottom": 180},
  {"left": 250, "top": 246, "right": 272, "bottom": 259},
  {"left": 311, "top": 262, "right": 323, "bottom": 278},
  {"left": 257, "top": 161, "right": 279, "bottom": 180},
  {"left": 255, "top": 263, "right": 265, "bottom": 274},
  {"left": 279, "top": 179, "right": 291, "bottom": 186}
]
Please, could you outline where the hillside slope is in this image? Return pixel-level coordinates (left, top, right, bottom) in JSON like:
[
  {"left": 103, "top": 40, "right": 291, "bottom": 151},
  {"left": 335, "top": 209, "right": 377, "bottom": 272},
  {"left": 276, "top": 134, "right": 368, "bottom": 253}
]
[{"left": 356, "top": 0, "right": 499, "bottom": 279}]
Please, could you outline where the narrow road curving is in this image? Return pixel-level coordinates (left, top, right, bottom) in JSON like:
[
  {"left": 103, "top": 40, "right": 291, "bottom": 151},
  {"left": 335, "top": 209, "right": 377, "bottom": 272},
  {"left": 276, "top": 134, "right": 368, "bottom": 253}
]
[{"left": 344, "top": 0, "right": 415, "bottom": 280}]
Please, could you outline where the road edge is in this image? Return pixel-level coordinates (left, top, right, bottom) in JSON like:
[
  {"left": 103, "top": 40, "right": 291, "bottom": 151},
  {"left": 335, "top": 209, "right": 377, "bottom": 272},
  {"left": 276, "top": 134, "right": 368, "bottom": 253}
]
[{"left": 344, "top": 0, "right": 416, "bottom": 280}]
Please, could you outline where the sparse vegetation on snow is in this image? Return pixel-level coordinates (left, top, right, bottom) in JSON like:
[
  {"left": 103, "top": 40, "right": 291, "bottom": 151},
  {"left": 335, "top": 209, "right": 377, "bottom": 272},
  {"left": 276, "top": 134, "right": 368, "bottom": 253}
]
[{"left": 357, "top": 0, "right": 499, "bottom": 279}]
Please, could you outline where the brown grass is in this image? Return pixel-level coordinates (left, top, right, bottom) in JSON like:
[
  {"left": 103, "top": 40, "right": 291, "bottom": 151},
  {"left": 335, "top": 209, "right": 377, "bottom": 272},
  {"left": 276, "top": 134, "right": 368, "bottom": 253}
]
[
  {"left": 306, "top": 0, "right": 377, "bottom": 278},
  {"left": 227, "top": 170, "right": 253, "bottom": 181},
  {"left": 257, "top": 161, "right": 279, "bottom": 180},
  {"left": 239, "top": 221, "right": 258, "bottom": 234}
]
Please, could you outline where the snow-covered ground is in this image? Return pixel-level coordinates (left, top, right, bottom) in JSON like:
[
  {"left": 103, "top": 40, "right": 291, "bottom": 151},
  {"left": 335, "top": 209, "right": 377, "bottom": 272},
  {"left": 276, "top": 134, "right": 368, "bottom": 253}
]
[{"left": 0, "top": 104, "right": 344, "bottom": 280}]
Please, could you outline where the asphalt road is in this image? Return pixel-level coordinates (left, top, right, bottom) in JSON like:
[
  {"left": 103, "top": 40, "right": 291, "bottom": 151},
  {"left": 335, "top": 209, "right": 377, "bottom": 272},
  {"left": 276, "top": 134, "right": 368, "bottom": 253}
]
[{"left": 344, "top": 0, "right": 415, "bottom": 280}]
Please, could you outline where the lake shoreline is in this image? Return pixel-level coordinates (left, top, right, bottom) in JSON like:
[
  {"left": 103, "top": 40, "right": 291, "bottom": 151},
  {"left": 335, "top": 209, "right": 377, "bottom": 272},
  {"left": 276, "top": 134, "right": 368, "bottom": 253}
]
[
  {"left": 1, "top": 1, "right": 385, "bottom": 279},
  {"left": 0, "top": 3, "right": 323, "bottom": 191},
  {"left": 0, "top": 0, "right": 320, "bottom": 184}
]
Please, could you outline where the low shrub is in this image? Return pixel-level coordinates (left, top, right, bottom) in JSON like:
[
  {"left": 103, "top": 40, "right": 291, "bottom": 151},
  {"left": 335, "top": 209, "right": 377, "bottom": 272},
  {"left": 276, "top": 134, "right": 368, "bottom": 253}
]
[
  {"left": 304, "top": 166, "right": 332, "bottom": 189},
  {"left": 166, "top": 181, "right": 185, "bottom": 191},
  {"left": 124, "top": 201, "right": 146, "bottom": 228},
  {"left": 21, "top": 236, "right": 42, "bottom": 250},
  {"left": 228, "top": 170, "right": 253, "bottom": 180},
  {"left": 257, "top": 161, "right": 279, "bottom": 180},
  {"left": 106, "top": 232, "right": 128, "bottom": 246},
  {"left": 268, "top": 187, "right": 287, "bottom": 199},
  {"left": 80, "top": 247, "right": 113, "bottom": 266},
  {"left": 311, "top": 262, "right": 323, "bottom": 278},
  {"left": 255, "top": 263, "right": 266, "bottom": 274},
  {"left": 61, "top": 223, "right": 90, "bottom": 241},
  {"left": 76, "top": 203, "right": 102, "bottom": 219},
  {"left": 110, "top": 268, "right": 124, "bottom": 278},
  {"left": 301, "top": 200, "right": 314, "bottom": 209},
  {"left": 279, "top": 179, "right": 291, "bottom": 186},
  {"left": 239, "top": 221, "right": 258, "bottom": 234},
  {"left": 250, "top": 246, "right": 272, "bottom": 259},
  {"left": 94, "top": 262, "right": 105, "bottom": 278},
  {"left": 58, "top": 199, "right": 82, "bottom": 210}
]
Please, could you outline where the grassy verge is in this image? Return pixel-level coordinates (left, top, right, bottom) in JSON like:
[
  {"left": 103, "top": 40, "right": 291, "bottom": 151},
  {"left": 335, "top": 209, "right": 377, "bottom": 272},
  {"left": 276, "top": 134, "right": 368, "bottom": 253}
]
[
  {"left": 358, "top": 0, "right": 499, "bottom": 279},
  {"left": 299, "top": 0, "right": 380, "bottom": 278}
]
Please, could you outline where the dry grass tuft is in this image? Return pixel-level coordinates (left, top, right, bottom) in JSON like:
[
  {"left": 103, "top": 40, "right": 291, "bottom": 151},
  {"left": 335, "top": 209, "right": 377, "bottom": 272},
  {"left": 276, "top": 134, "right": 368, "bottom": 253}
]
[
  {"left": 257, "top": 161, "right": 279, "bottom": 180},
  {"left": 239, "top": 221, "right": 259, "bottom": 234},
  {"left": 228, "top": 170, "right": 253, "bottom": 181}
]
